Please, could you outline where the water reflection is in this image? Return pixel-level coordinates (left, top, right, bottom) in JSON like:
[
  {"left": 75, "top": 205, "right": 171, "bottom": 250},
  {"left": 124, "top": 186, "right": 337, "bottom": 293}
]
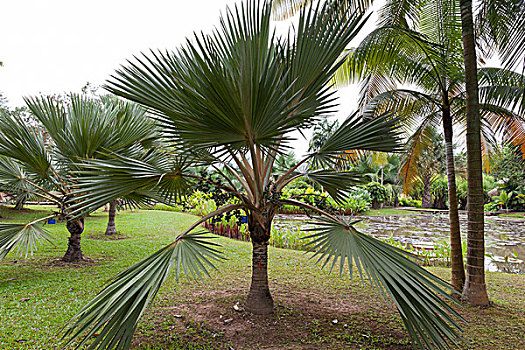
[{"left": 274, "top": 212, "right": 525, "bottom": 274}]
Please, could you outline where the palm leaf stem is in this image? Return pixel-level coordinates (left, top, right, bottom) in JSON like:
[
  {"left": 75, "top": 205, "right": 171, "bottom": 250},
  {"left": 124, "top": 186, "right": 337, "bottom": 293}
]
[{"left": 21, "top": 178, "right": 62, "bottom": 203}]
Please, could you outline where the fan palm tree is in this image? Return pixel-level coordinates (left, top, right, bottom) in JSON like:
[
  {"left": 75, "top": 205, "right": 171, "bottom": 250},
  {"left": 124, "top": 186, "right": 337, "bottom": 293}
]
[
  {"left": 58, "top": 2, "right": 466, "bottom": 349},
  {"left": 0, "top": 95, "right": 158, "bottom": 262},
  {"left": 104, "top": 200, "right": 118, "bottom": 235}
]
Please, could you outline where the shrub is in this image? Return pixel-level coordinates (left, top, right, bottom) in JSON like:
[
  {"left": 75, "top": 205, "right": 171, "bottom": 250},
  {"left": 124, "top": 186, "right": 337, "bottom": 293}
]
[
  {"left": 364, "top": 182, "right": 388, "bottom": 209},
  {"left": 399, "top": 197, "right": 422, "bottom": 208},
  {"left": 430, "top": 177, "right": 448, "bottom": 209}
]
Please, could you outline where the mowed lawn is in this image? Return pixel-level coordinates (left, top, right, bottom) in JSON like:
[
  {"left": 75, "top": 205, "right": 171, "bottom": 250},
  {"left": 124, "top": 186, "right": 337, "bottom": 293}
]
[{"left": 0, "top": 207, "right": 524, "bottom": 349}]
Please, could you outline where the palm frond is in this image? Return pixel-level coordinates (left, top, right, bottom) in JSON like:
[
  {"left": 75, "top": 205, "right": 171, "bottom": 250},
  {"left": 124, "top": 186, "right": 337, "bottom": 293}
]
[
  {"left": 271, "top": 0, "right": 373, "bottom": 21},
  {"left": 476, "top": 0, "right": 525, "bottom": 69},
  {"left": 271, "top": 0, "right": 308, "bottom": 20},
  {"left": 304, "top": 169, "right": 365, "bottom": 203},
  {"left": 398, "top": 121, "right": 438, "bottom": 193},
  {"left": 303, "top": 216, "right": 464, "bottom": 349},
  {"left": 69, "top": 150, "right": 194, "bottom": 218},
  {"left": 63, "top": 231, "right": 223, "bottom": 350},
  {"left": 333, "top": 26, "right": 443, "bottom": 91},
  {"left": 0, "top": 222, "right": 53, "bottom": 261},
  {"left": 0, "top": 156, "right": 35, "bottom": 199},
  {"left": 0, "top": 110, "right": 51, "bottom": 180},
  {"left": 314, "top": 111, "right": 403, "bottom": 166},
  {"left": 477, "top": 67, "right": 525, "bottom": 114},
  {"left": 106, "top": 1, "right": 369, "bottom": 156}
]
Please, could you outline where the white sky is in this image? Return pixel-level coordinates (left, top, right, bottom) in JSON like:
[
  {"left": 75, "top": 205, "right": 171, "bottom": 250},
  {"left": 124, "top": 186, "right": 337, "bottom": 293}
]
[{"left": 0, "top": 0, "right": 376, "bottom": 157}]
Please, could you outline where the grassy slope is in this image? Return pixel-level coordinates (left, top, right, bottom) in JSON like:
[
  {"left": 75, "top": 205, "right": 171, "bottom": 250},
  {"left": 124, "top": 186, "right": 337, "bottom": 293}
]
[{"left": 0, "top": 206, "right": 523, "bottom": 349}]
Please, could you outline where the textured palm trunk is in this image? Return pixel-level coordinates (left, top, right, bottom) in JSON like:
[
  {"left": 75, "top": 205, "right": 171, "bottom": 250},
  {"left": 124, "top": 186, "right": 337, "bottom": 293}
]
[
  {"left": 14, "top": 200, "right": 24, "bottom": 210},
  {"left": 442, "top": 104, "right": 466, "bottom": 292},
  {"left": 63, "top": 218, "right": 85, "bottom": 262},
  {"left": 245, "top": 214, "right": 274, "bottom": 314},
  {"left": 105, "top": 200, "right": 117, "bottom": 235},
  {"left": 421, "top": 174, "right": 432, "bottom": 208},
  {"left": 459, "top": 0, "right": 489, "bottom": 306}
]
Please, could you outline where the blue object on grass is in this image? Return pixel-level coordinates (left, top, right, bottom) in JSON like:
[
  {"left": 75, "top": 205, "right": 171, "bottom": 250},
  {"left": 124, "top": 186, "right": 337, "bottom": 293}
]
[
  {"left": 47, "top": 218, "right": 56, "bottom": 224},
  {"left": 240, "top": 215, "right": 248, "bottom": 224}
]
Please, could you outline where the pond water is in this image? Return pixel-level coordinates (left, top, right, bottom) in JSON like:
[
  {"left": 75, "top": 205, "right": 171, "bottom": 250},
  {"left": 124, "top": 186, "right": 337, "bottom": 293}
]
[{"left": 274, "top": 211, "right": 525, "bottom": 274}]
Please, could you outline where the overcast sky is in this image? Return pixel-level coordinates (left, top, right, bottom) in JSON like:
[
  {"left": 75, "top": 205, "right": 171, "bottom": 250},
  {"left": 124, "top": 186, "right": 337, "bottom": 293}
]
[{"left": 0, "top": 0, "right": 376, "bottom": 156}]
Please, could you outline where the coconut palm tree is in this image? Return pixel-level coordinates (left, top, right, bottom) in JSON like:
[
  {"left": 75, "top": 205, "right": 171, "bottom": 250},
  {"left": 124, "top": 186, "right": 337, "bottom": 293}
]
[
  {"left": 0, "top": 95, "right": 158, "bottom": 262},
  {"left": 61, "top": 2, "right": 464, "bottom": 349},
  {"left": 273, "top": 0, "right": 525, "bottom": 306},
  {"left": 283, "top": 0, "right": 523, "bottom": 294}
]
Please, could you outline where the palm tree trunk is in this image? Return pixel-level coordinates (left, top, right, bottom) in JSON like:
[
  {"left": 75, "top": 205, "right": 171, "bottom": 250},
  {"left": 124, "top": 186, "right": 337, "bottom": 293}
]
[
  {"left": 421, "top": 174, "right": 432, "bottom": 208},
  {"left": 442, "top": 105, "right": 465, "bottom": 292},
  {"left": 246, "top": 214, "right": 274, "bottom": 314},
  {"left": 14, "top": 200, "right": 24, "bottom": 210},
  {"left": 459, "top": 0, "right": 489, "bottom": 306},
  {"left": 105, "top": 200, "right": 117, "bottom": 235},
  {"left": 63, "top": 218, "right": 85, "bottom": 262}
]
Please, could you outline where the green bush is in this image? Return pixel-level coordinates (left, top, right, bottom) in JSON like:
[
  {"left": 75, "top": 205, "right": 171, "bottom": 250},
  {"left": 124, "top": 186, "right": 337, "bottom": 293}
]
[
  {"left": 430, "top": 177, "right": 448, "bottom": 209},
  {"left": 364, "top": 182, "right": 388, "bottom": 209},
  {"left": 399, "top": 197, "right": 422, "bottom": 208}
]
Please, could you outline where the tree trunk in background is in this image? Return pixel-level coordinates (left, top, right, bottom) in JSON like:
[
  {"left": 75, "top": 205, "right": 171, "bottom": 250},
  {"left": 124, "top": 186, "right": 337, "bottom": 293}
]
[
  {"left": 459, "top": 0, "right": 489, "bottom": 306},
  {"left": 245, "top": 214, "right": 274, "bottom": 314},
  {"left": 442, "top": 103, "right": 465, "bottom": 292},
  {"left": 421, "top": 174, "right": 432, "bottom": 208},
  {"left": 63, "top": 218, "right": 85, "bottom": 262},
  {"left": 105, "top": 200, "right": 117, "bottom": 235},
  {"left": 14, "top": 200, "right": 24, "bottom": 210}
]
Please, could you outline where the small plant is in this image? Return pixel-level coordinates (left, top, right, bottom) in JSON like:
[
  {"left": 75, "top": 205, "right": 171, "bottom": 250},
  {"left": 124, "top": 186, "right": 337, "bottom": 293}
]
[{"left": 492, "top": 190, "right": 513, "bottom": 211}]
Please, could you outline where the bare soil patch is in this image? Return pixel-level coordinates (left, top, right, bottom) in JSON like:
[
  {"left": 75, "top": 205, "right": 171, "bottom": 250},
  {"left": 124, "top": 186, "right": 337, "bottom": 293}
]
[{"left": 133, "top": 287, "right": 410, "bottom": 349}]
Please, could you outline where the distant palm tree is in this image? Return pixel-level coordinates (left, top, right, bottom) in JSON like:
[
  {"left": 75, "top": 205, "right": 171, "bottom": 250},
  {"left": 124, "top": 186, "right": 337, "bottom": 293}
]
[
  {"left": 399, "top": 127, "right": 446, "bottom": 208},
  {"left": 0, "top": 95, "right": 158, "bottom": 261},
  {"left": 60, "top": 2, "right": 463, "bottom": 349}
]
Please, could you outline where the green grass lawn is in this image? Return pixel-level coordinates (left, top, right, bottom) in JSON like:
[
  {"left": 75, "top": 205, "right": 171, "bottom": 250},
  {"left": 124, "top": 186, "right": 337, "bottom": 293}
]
[
  {"left": 361, "top": 207, "right": 421, "bottom": 216},
  {"left": 498, "top": 212, "right": 525, "bottom": 219},
  {"left": 0, "top": 206, "right": 524, "bottom": 349}
]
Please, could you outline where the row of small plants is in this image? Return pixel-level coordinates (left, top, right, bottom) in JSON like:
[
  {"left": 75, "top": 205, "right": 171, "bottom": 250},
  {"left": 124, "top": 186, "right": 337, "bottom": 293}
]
[
  {"left": 153, "top": 198, "right": 462, "bottom": 267},
  {"left": 151, "top": 184, "right": 371, "bottom": 250},
  {"left": 152, "top": 193, "right": 523, "bottom": 272}
]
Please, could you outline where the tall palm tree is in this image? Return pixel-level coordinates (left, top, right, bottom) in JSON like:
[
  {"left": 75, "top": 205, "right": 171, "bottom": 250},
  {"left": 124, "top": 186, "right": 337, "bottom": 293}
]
[
  {"left": 273, "top": 0, "right": 525, "bottom": 306},
  {"left": 336, "top": 0, "right": 469, "bottom": 292},
  {"left": 459, "top": 0, "right": 524, "bottom": 306},
  {"left": 275, "top": 0, "right": 524, "bottom": 295},
  {"left": 0, "top": 95, "right": 158, "bottom": 262},
  {"left": 61, "top": 2, "right": 464, "bottom": 349}
]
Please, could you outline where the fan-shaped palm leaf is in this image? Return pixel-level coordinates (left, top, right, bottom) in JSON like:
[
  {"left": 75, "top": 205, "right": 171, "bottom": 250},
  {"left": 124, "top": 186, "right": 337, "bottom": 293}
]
[{"left": 303, "top": 216, "right": 464, "bottom": 349}]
